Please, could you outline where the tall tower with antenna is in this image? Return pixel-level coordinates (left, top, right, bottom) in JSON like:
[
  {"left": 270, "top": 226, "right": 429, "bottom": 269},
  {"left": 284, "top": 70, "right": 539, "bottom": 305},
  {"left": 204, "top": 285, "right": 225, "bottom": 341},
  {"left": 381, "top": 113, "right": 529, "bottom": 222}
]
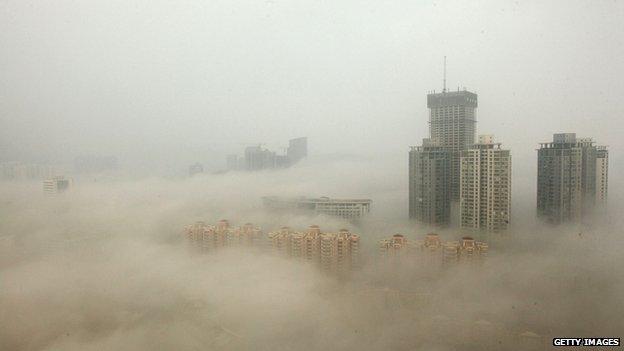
[{"left": 426, "top": 58, "right": 478, "bottom": 200}]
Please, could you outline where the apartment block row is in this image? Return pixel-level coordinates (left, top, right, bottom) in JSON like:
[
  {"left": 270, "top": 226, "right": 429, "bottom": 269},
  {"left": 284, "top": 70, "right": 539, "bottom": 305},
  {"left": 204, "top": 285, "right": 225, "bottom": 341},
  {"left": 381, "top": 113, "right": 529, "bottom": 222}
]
[
  {"left": 268, "top": 225, "right": 360, "bottom": 276},
  {"left": 378, "top": 233, "right": 488, "bottom": 266},
  {"left": 184, "top": 220, "right": 264, "bottom": 251},
  {"left": 184, "top": 222, "right": 360, "bottom": 276}
]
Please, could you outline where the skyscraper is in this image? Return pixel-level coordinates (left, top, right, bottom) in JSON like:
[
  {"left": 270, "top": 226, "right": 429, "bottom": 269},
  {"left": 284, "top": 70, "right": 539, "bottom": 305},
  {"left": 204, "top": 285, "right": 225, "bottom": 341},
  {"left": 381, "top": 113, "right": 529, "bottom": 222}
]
[
  {"left": 427, "top": 89, "right": 478, "bottom": 200},
  {"left": 595, "top": 146, "right": 609, "bottom": 205},
  {"left": 409, "top": 139, "right": 451, "bottom": 225},
  {"left": 537, "top": 133, "right": 607, "bottom": 224},
  {"left": 460, "top": 135, "right": 512, "bottom": 232}
]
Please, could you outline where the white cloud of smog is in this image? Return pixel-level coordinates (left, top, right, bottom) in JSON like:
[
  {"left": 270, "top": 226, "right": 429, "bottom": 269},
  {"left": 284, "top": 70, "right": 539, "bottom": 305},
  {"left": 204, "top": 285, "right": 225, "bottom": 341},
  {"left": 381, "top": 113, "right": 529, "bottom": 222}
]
[{"left": 1, "top": 157, "right": 623, "bottom": 351}]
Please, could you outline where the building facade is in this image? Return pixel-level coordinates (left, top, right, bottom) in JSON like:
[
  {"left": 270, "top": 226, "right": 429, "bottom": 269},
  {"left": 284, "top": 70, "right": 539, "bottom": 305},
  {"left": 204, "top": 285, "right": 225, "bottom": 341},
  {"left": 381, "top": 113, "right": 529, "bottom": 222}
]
[
  {"left": 262, "top": 196, "right": 371, "bottom": 220},
  {"left": 378, "top": 233, "right": 488, "bottom": 267},
  {"left": 184, "top": 220, "right": 264, "bottom": 251},
  {"left": 267, "top": 225, "right": 360, "bottom": 276},
  {"left": 537, "top": 133, "right": 607, "bottom": 224},
  {"left": 460, "top": 135, "right": 511, "bottom": 232},
  {"left": 1, "top": 162, "right": 59, "bottom": 180},
  {"left": 595, "top": 146, "right": 609, "bottom": 204},
  {"left": 408, "top": 139, "right": 452, "bottom": 225},
  {"left": 427, "top": 90, "right": 478, "bottom": 200},
  {"left": 43, "top": 176, "right": 71, "bottom": 195}
]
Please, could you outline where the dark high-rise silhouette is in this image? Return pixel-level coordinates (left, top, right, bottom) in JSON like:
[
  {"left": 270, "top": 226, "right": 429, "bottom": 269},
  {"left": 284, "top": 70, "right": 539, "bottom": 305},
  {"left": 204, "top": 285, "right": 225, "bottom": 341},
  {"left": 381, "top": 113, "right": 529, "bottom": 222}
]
[
  {"left": 409, "top": 139, "right": 451, "bottom": 225},
  {"left": 427, "top": 89, "right": 478, "bottom": 200}
]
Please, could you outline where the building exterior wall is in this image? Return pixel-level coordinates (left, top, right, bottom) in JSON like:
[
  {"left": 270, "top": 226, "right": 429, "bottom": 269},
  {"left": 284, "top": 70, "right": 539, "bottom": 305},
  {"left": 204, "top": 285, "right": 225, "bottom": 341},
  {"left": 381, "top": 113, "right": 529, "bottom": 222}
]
[
  {"left": 43, "top": 176, "right": 71, "bottom": 195},
  {"left": 427, "top": 90, "right": 478, "bottom": 200},
  {"left": 267, "top": 225, "right": 359, "bottom": 276},
  {"left": 185, "top": 220, "right": 263, "bottom": 252},
  {"left": 408, "top": 140, "right": 451, "bottom": 225},
  {"left": 378, "top": 233, "right": 488, "bottom": 268},
  {"left": 537, "top": 134, "right": 607, "bottom": 224},
  {"left": 262, "top": 196, "right": 371, "bottom": 220},
  {"left": 596, "top": 147, "right": 609, "bottom": 204},
  {"left": 537, "top": 146, "right": 583, "bottom": 223},
  {"left": 460, "top": 139, "right": 511, "bottom": 232}
]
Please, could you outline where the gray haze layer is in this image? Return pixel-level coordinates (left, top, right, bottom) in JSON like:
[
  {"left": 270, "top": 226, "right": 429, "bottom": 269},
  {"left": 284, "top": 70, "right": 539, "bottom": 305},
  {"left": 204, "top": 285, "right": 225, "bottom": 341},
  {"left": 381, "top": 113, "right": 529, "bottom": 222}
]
[{"left": 2, "top": 159, "right": 624, "bottom": 350}]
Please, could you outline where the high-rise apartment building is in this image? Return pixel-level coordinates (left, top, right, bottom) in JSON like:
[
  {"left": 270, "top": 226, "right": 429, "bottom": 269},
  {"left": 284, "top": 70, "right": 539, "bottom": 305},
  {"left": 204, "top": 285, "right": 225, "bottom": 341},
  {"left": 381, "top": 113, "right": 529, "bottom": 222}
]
[
  {"left": 409, "top": 139, "right": 451, "bottom": 225},
  {"left": 537, "top": 133, "right": 607, "bottom": 224},
  {"left": 427, "top": 89, "right": 478, "bottom": 200},
  {"left": 267, "top": 225, "right": 359, "bottom": 276},
  {"left": 595, "top": 146, "right": 609, "bottom": 204},
  {"left": 460, "top": 135, "right": 511, "bottom": 232}
]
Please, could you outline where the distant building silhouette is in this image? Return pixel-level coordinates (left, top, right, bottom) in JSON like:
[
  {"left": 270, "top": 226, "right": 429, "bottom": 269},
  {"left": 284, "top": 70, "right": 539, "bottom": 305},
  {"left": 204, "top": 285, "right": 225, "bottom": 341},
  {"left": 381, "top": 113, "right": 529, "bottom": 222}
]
[
  {"left": 43, "top": 176, "right": 71, "bottom": 195},
  {"left": 287, "top": 137, "right": 307, "bottom": 164},
  {"left": 226, "top": 137, "right": 307, "bottom": 171},
  {"left": 188, "top": 163, "right": 204, "bottom": 176},
  {"left": 1, "top": 162, "right": 59, "bottom": 180},
  {"left": 244, "top": 145, "right": 276, "bottom": 171}
]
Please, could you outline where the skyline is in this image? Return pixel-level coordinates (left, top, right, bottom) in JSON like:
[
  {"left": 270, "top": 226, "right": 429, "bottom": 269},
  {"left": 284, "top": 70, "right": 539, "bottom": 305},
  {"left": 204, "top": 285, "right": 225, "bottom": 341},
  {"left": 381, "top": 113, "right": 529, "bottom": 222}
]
[{"left": 1, "top": 1, "right": 622, "bottom": 176}]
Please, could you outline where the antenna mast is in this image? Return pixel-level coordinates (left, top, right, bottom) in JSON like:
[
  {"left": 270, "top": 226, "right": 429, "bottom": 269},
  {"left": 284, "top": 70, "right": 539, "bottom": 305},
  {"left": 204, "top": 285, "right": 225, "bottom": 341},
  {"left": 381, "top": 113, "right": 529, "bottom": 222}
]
[{"left": 443, "top": 56, "right": 447, "bottom": 93}]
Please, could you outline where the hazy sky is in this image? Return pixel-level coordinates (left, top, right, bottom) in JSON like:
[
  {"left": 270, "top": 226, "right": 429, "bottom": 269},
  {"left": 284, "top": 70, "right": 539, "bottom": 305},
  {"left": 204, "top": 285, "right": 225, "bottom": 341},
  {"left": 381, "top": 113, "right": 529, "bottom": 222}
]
[{"left": 1, "top": 0, "right": 623, "bottom": 170}]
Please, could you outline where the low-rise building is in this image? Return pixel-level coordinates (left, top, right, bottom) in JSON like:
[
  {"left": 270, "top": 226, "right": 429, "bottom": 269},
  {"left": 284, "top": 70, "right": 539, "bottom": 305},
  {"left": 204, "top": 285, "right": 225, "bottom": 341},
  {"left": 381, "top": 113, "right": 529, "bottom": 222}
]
[
  {"left": 43, "top": 176, "right": 71, "bottom": 195},
  {"left": 262, "top": 196, "right": 371, "bottom": 220}
]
